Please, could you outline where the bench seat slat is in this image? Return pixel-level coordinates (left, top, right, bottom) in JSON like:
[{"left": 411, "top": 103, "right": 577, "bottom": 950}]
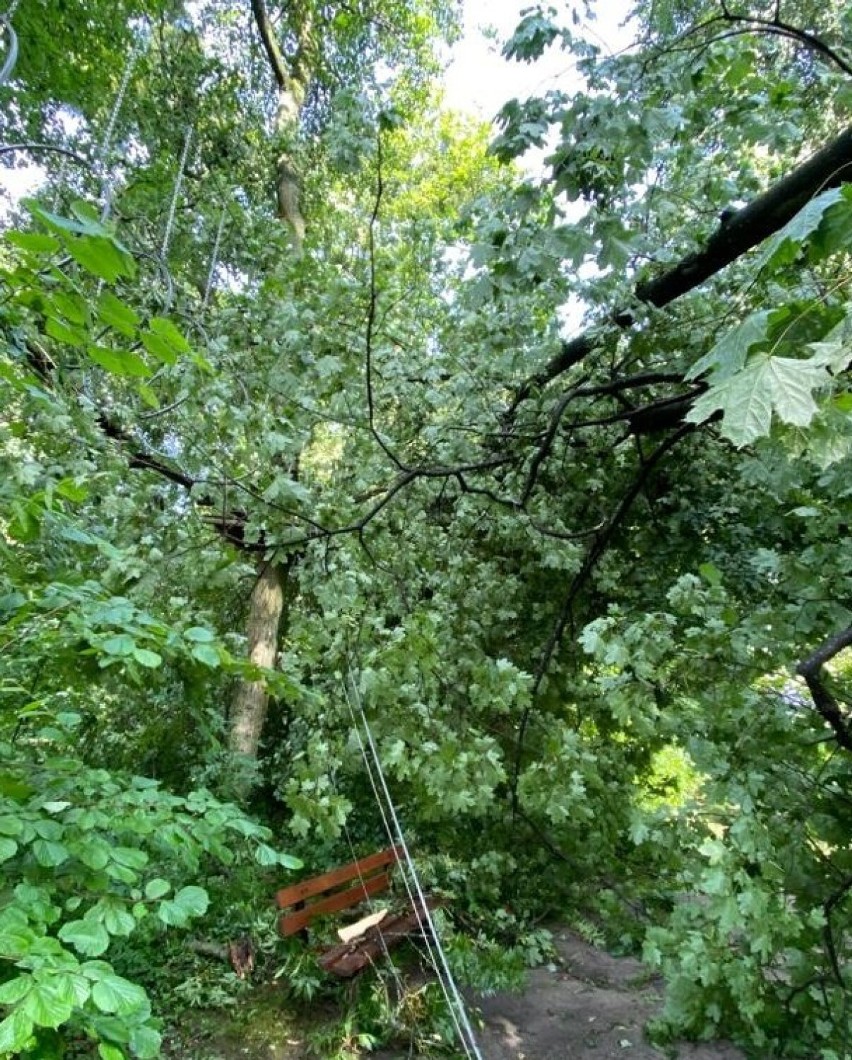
[
  {"left": 275, "top": 845, "right": 402, "bottom": 909},
  {"left": 278, "top": 872, "right": 391, "bottom": 937}
]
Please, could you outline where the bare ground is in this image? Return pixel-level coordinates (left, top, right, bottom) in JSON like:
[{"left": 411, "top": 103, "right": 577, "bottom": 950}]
[
  {"left": 468, "top": 929, "right": 746, "bottom": 1060},
  {"left": 166, "top": 929, "right": 746, "bottom": 1059}
]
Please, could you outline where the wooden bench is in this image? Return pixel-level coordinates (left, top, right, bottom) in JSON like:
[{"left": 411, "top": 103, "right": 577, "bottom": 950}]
[{"left": 275, "top": 845, "right": 436, "bottom": 978}]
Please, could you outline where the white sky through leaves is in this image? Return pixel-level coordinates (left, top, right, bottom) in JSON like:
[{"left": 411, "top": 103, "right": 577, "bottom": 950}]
[{"left": 443, "top": 0, "right": 635, "bottom": 121}]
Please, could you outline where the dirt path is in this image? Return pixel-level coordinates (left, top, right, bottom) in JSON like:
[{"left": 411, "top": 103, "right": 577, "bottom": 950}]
[
  {"left": 168, "top": 928, "right": 746, "bottom": 1059},
  {"left": 470, "top": 929, "right": 745, "bottom": 1060}
]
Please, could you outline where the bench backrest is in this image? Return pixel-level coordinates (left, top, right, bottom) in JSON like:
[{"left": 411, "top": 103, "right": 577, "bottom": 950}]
[{"left": 275, "top": 845, "right": 403, "bottom": 937}]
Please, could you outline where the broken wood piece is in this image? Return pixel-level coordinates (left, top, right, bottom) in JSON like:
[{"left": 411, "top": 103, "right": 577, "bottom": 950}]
[
  {"left": 318, "top": 898, "right": 440, "bottom": 979},
  {"left": 338, "top": 907, "right": 388, "bottom": 943},
  {"left": 228, "top": 935, "right": 255, "bottom": 979},
  {"left": 187, "top": 935, "right": 255, "bottom": 978}
]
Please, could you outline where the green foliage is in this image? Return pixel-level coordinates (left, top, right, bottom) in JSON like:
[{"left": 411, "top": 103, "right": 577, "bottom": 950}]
[
  {"left": 577, "top": 568, "right": 852, "bottom": 1054},
  {"left": 687, "top": 187, "right": 852, "bottom": 448},
  {"left": 0, "top": 731, "right": 298, "bottom": 1056},
  {"left": 4, "top": 0, "right": 852, "bottom": 1055},
  {"left": 502, "top": 6, "right": 561, "bottom": 63}
]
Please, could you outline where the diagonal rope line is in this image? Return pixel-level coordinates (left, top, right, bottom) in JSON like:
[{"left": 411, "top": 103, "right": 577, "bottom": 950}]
[
  {"left": 341, "top": 690, "right": 463, "bottom": 1020},
  {"left": 344, "top": 670, "right": 485, "bottom": 1060},
  {"left": 161, "top": 126, "right": 192, "bottom": 259},
  {"left": 202, "top": 203, "right": 227, "bottom": 309},
  {"left": 327, "top": 766, "right": 406, "bottom": 996},
  {"left": 99, "top": 47, "right": 139, "bottom": 161},
  {"left": 0, "top": 13, "right": 18, "bottom": 86},
  {"left": 99, "top": 40, "right": 145, "bottom": 220},
  {"left": 347, "top": 691, "right": 481, "bottom": 1060},
  {"left": 341, "top": 682, "right": 472, "bottom": 1058}
]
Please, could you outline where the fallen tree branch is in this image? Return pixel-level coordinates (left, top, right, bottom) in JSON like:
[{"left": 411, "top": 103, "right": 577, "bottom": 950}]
[
  {"left": 95, "top": 414, "right": 264, "bottom": 550},
  {"left": 715, "top": 8, "right": 852, "bottom": 79},
  {"left": 513, "top": 122, "right": 852, "bottom": 409},
  {"left": 655, "top": 8, "right": 852, "bottom": 80},
  {"left": 188, "top": 936, "right": 255, "bottom": 978},
  {"left": 635, "top": 124, "right": 852, "bottom": 307},
  {"left": 0, "top": 143, "right": 91, "bottom": 167},
  {"left": 796, "top": 624, "right": 852, "bottom": 751}
]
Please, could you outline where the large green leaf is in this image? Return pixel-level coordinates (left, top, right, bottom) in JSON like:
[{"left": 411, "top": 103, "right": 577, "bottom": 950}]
[
  {"left": 65, "top": 235, "right": 136, "bottom": 282},
  {"left": 0, "top": 1007, "right": 34, "bottom": 1055},
  {"left": 687, "top": 353, "right": 829, "bottom": 445},
  {"left": 31, "top": 839, "right": 70, "bottom": 867},
  {"left": 86, "top": 346, "right": 151, "bottom": 378},
  {"left": 128, "top": 1024, "right": 162, "bottom": 1059},
  {"left": 26, "top": 201, "right": 104, "bottom": 236},
  {"left": 96, "top": 292, "right": 140, "bottom": 337},
  {"left": 58, "top": 918, "right": 110, "bottom": 957},
  {"left": 0, "top": 815, "right": 23, "bottom": 836},
  {"left": 686, "top": 310, "right": 773, "bottom": 382},
  {"left": 132, "top": 648, "right": 162, "bottom": 669},
  {"left": 96, "top": 900, "right": 137, "bottom": 938},
  {"left": 140, "top": 330, "right": 178, "bottom": 365},
  {"left": 78, "top": 840, "right": 111, "bottom": 871},
  {"left": 190, "top": 643, "right": 220, "bottom": 668},
  {"left": 173, "top": 885, "right": 209, "bottom": 916},
  {"left": 6, "top": 231, "right": 61, "bottom": 253},
  {"left": 100, "top": 634, "right": 136, "bottom": 657},
  {"left": 21, "top": 978, "right": 75, "bottom": 1028},
  {"left": 98, "top": 1044, "right": 126, "bottom": 1060},
  {"left": 143, "top": 878, "right": 170, "bottom": 900},
  {"left": 0, "top": 976, "right": 32, "bottom": 1005},
  {"left": 90, "top": 975, "right": 149, "bottom": 1017},
  {"left": 183, "top": 626, "right": 215, "bottom": 643},
  {"left": 0, "top": 918, "right": 36, "bottom": 959},
  {"left": 156, "top": 884, "right": 208, "bottom": 926},
  {"left": 752, "top": 186, "right": 845, "bottom": 272},
  {"left": 110, "top": 847, "right": 149, "bottom": 871}
]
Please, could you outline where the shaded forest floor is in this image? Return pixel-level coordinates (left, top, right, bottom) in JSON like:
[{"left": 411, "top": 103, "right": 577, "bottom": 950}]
[{"left": 165, "top": 929, "right": 745, "bottom": 1060}]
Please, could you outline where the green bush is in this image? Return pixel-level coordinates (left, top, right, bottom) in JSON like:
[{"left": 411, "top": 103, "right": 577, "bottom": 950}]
[{"left": 0, "top": 733, "right": 299, "bottom": 1058}]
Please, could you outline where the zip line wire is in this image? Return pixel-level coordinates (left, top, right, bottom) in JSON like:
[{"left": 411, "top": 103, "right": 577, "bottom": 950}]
[
  {"left": 344, "top": 669, "right": 485, "bottom": 1060},
  {"left": 203, "top": 203, "right": 227, "bottom": 309},
  {"left": 161, "top": 126, "right": 193, "bottom": 259},
  {"left": 0, "top": 0, "right": 20, "bottom": 86},
  {"left": 98, "top": 43, "right": 142, "bottom": 221},
  {"left": 341, "top": 684, "right": 470, "bottom": 1054}
]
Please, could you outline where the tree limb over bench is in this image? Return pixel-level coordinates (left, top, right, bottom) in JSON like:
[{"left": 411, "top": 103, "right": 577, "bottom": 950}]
[{"left": 275, "top": 845, "right": 438, "bottom": 979}]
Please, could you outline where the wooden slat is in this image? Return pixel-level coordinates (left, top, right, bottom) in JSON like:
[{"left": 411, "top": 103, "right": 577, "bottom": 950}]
[
  {"left": 277, "top": 872, "right": 391, "bottom": 937},
  {"left": 275, "top": 845, "right": 402, "bottom": 909}
]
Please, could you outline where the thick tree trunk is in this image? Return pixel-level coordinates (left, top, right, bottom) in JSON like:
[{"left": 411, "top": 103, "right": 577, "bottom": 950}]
[
  {"left": 228, "top": 562, "right": 286, "bottom": 759},
  {"left": 250, "top": 0, "right": 310, "bottom": 252},
  {"left": 226, "top": 0, "right": 312, "bottom": 769},
  {"left": 275, "top": 86, "right": 306, "bottom": 252}
]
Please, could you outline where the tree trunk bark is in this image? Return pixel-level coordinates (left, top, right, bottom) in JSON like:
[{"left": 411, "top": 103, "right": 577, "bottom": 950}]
[
  {"left": 275, "top": 85, "right": 307, "bottom": 252},
  {"left": 228, "top": 562, "right": 286, "bottom": 759},
  {"left": 226, "top": 0, "right": 313, "bottom": 771}
]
